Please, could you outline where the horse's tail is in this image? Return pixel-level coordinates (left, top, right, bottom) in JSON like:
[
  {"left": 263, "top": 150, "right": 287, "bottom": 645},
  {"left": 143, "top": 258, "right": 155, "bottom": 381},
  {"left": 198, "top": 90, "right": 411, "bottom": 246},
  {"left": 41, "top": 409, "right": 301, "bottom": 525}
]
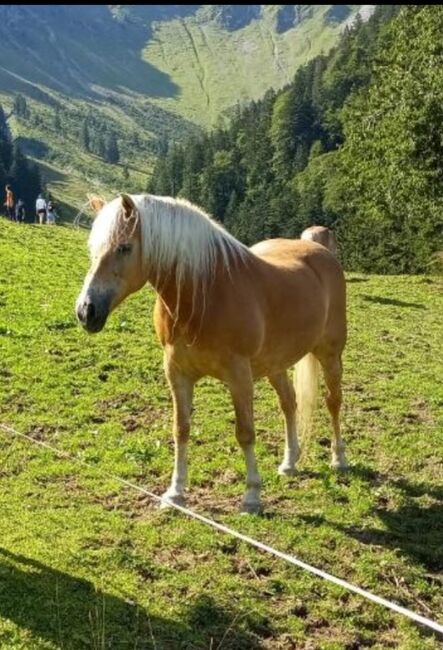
[{"left": 294, "top": 353, "right": 321, "bottom": 454}]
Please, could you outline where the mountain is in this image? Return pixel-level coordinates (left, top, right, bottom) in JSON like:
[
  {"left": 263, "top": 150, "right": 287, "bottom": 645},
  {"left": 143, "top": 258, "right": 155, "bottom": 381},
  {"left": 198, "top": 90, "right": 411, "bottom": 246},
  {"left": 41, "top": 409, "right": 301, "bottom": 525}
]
[
  {"left": 149, "top": 6, "right": 443, "bottom": 274},
  {"left": 0, "top": 5, "right": 369, "bottom": 217}
]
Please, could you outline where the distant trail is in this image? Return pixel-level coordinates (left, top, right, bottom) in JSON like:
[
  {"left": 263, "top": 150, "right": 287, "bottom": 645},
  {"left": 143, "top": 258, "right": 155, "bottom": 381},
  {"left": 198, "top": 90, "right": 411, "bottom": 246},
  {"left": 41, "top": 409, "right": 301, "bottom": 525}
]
[
  {"left": 268, "top": 28, "right": 286, "bottom": 81},
  {"left": 257, "top": 21, "right": 286, "bottom": 85},
  {"left": 180, "top": 19, "right": 210, "bottom": 110},
  {"left": 198, "top": 24, "right": 214, "bottom": 59}
]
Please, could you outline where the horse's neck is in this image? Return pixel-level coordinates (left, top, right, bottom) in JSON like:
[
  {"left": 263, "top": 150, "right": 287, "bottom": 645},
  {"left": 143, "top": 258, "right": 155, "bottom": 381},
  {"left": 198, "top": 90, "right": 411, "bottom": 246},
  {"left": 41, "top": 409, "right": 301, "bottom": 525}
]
[
  {"left": 148, "top": 247, "right": 249, "bottom": 339},
  {"left": 149, "top": 263, "right": 194, "bottom": 321}
]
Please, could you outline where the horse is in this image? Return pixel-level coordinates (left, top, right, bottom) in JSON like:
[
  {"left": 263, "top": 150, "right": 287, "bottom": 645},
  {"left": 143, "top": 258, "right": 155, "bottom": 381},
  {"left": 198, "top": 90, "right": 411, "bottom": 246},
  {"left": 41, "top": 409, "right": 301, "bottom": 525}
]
[
  {"left": 76, "top": 194, "right": 348, "bottom": 513},
  {"left": 301, "top": 225, "right": 338, "bottom": 256}
]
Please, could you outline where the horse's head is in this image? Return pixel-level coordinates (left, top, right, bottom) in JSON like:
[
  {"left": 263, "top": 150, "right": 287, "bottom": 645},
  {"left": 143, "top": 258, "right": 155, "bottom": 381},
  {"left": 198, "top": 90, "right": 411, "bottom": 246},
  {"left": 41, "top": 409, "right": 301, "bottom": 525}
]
[{"left": 76, "top": 194, "right": 146, "bottom": 333}]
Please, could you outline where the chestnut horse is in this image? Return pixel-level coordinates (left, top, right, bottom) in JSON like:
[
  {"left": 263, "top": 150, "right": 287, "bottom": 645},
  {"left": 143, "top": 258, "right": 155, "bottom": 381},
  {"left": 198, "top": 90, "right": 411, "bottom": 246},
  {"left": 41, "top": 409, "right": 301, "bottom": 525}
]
[
  {"left": 301, "top": 226, "right": 338, "bottom": 256},
  {"left": 76, "top": 194, "right": 348, "bottom": 513}
]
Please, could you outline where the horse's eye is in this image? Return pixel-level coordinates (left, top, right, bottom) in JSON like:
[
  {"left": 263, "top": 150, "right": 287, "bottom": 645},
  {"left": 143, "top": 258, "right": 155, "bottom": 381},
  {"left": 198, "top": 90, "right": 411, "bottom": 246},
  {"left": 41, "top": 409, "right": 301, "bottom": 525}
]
[{"left": 117, "top": 244, "right": 132, "bottom": 255}]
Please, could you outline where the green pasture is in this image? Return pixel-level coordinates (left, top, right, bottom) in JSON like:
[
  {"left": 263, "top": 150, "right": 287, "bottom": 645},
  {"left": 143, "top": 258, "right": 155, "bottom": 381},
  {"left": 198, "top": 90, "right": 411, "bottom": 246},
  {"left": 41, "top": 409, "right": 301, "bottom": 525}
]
[{"left": 0, "top": 220, "right": 441, "bottom": 649}]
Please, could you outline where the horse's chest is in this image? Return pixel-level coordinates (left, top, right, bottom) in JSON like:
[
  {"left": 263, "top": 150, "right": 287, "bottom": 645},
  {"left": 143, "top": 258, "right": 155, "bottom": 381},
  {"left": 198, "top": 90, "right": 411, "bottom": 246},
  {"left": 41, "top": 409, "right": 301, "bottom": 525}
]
[{"left": 164, "top": 342, "right": 233, "bottom": 381}]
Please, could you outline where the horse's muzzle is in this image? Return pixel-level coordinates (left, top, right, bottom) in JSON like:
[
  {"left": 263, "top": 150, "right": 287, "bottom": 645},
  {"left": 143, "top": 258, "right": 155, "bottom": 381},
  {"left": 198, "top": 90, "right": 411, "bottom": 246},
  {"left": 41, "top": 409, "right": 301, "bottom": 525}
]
[{"left": 76, "top": 293, "right": 111, "bottom": 333}]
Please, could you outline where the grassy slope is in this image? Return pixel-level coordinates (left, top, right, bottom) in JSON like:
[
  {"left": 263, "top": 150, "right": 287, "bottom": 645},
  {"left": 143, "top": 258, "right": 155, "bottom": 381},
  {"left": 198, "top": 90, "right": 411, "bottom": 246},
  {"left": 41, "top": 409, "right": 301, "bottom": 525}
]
[
  {"left": 0, "top": 219, "right": 441, "bottom": 649},
  {"left": 146, "top": 5, "right": 357, "bottom": 126},
  {"left": 0, "top": 91, "right": 155, "bottom": 223}
]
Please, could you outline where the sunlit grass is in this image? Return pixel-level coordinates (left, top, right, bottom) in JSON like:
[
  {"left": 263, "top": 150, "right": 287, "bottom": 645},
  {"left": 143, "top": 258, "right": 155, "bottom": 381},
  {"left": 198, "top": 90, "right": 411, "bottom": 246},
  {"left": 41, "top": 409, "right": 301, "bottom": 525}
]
[{"left": 0, "top": 220, "right": 441, "bottom": 648}]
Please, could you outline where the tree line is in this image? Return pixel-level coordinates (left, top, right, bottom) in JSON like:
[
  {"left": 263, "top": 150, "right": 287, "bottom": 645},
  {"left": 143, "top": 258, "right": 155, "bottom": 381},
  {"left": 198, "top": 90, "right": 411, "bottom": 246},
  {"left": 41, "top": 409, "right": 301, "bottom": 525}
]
[
  {"left": 0, "top": 103, "right": 43, "bottom": 218},
  {"left": 79, "top": 115, "right": 120, "bottom": 164},
  {"left": 149, "top": 5, "right": 443, "bottom": 273},
  {"left": 14, "top": 93, "right": 121, "bottom": 165}
]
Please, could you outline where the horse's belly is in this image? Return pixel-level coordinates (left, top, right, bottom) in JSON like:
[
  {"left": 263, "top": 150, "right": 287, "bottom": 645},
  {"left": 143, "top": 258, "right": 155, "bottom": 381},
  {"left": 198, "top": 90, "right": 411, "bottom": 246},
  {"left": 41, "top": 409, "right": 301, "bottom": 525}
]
[
  {"left": 250, "top": 301, "right": 326, "bottom": 377},
  {"left": 251, "top": 342, "right": 309, "bottom": 378}
]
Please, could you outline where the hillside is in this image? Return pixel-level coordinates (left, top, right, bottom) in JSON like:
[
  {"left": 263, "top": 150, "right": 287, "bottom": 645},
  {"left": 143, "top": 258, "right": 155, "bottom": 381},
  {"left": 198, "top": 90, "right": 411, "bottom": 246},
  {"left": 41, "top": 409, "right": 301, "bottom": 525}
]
[
  {"left": 150, "top": 5, "right": 443, "bottom": 274},
  {"left": 0, "top": 5, "right": 367, "bottom": 218},
  {"left": 0, "top": 219, "right": 442, "bottom": 648}
]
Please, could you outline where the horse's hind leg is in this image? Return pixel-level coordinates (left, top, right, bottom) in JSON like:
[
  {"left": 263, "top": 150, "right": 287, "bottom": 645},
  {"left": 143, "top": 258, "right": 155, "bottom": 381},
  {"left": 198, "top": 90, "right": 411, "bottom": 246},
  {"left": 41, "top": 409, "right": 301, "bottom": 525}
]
[
  {"left": 269, "top": 372, "right": 300, "bottom": 476},
  {"left": 161, "top": 356, "right": 195, "bottom": 507},
  {"left": 227, "top": 359, "right": 262, "bottom": 514},
  {"left": 319, "top": 354, "right": 349, "bottom": 469}
]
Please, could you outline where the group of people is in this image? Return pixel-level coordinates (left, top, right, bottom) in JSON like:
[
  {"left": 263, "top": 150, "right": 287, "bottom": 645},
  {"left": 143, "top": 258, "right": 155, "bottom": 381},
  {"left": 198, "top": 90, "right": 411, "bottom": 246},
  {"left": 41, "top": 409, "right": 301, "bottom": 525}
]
[
  {"left": 35, "top": 193, "right": 58, "bottom": 225},
  {"left": 3, "top": 185, "right": 58, "bottom": 225}
]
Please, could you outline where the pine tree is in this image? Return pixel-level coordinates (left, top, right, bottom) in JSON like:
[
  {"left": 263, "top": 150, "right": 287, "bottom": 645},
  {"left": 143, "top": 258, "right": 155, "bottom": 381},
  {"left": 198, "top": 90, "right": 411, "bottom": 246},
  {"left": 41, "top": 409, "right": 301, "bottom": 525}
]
[
  {"left": 166, "top": 144, "right": 184, "bottom": 195},
  {"left": 80, "top": 120, "right": 90, "bottom": 152},
  {"left": 0, "top": 104, "right": 12, "bottom": 173},
  {"left": 96, "top": 135, "right": 106, "bottom": 160},
  {"left": 156, "top": 134, "right": 169, "bottom": 156},
  {"left": 0, "top": 104, "right": 10, "bottom": 140},
  {"left": 7, "top": 144, "right": 43, "bottom": 218},
  {"left": 54, "top": 108, "right": 61, "bottom": 131},
  {"left": 9, "top": 144, "right": 28, "bottom": 191},
  {"left": 104, "top": 133, "right": 119, "bottom": 164},
  {"left": 13, "top": 95, "right": 29, "bottom": 119},
  {"left": 26, "top": 164, "right": 43, "bottom": 220},
  {"left": 180, "top": 137, "right": 205, "bottom": 203},
  {"left": 0, "top": 157, "right": 6, "bottom": 208},
  {"left": 148, "top": 156, "right": 171, "bottom": 195}
]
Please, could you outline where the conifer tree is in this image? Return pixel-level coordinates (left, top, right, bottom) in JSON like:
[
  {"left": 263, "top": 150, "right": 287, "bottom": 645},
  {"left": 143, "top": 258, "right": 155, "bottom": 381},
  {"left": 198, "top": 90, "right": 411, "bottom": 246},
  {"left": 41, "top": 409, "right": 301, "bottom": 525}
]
[{"left": 80, "top": 120, "right": 90, "bottom": 152}]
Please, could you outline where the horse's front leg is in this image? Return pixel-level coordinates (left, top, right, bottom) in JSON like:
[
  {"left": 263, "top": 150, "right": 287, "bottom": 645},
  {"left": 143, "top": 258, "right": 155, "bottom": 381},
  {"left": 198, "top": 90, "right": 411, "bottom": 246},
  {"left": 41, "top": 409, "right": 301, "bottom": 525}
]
[
  {"left": 161, "top": 356, "right": 195, "bottom": 508},
  {"left": 227, "top": 359, "right": 262, "bottom": 514}
]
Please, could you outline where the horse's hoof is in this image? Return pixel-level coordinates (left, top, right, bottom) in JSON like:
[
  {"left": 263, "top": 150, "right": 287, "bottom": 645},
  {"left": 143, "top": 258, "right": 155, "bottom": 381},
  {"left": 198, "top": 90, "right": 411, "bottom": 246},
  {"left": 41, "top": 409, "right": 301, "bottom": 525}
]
[
  {"left": 159, "top": 493, "right": 186, "bottom": 509},
  {"left": 278, "top": 464, "right": 297, "bottom": 477},
  {"left": 240, "top": 501, "right": 263, "bottom": 515}
]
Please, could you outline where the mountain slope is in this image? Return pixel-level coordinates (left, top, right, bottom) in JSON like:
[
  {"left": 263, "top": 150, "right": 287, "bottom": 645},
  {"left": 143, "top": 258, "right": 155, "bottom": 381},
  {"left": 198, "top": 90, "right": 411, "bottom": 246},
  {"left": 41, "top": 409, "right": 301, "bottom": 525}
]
[
  {"left": 0, "top": 5, "right": 368, "bottom": 217},
  {"left": 144, "top": 5, "right": 366, "bottom": 124}
]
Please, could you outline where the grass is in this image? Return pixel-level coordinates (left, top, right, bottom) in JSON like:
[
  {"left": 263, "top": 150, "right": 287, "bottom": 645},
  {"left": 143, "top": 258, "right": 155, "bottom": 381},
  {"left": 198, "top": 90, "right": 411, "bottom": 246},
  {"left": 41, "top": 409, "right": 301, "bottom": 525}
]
[{"left": 0, "top": 219, "right": 442, "bottom": 649}]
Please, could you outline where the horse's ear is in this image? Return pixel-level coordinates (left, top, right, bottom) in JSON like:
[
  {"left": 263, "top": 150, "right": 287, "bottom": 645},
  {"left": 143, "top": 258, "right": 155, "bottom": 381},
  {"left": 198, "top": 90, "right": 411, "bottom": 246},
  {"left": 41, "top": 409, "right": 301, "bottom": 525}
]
[
  {"left": 88, "top": 194, "right": 106, "bottom": 213},
  {"left": 120, "top": 193, "right": 135, "bottom": 221}
]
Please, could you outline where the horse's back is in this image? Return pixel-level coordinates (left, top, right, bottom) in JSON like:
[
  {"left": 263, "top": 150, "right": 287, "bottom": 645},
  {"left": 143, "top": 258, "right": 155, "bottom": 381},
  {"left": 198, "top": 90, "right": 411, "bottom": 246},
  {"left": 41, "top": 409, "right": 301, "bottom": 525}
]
[
  {"left": 251, "top": 237, "right": 342, "bottom": 281},
  {"left": 250, "top": 238, "right": 346, "bottom": 359}
]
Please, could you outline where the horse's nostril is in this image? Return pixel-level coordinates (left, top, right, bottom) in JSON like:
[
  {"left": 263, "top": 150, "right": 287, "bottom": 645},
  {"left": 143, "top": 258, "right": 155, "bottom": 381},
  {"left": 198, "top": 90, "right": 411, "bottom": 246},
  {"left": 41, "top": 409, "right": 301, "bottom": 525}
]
[{"left": 86, "top": 301, "right": 95, "bottom": 320}]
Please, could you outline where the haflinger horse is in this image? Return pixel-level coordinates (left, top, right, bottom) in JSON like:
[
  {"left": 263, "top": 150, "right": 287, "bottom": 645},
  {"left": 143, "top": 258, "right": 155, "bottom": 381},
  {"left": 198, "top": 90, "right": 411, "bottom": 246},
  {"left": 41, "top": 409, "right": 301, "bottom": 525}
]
[
  {"left": 76, "top": 194, "right": 348, "bottom": 514},
  {"left": 301, "top": 225, "right": 338, "bottom": 256}
]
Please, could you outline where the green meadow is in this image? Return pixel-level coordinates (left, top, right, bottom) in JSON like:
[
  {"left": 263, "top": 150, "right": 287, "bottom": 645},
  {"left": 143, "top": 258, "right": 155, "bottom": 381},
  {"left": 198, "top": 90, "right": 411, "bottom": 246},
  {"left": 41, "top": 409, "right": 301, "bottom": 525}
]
[{"left": 0, "top": 220, "right": 441, "bottom": 649}]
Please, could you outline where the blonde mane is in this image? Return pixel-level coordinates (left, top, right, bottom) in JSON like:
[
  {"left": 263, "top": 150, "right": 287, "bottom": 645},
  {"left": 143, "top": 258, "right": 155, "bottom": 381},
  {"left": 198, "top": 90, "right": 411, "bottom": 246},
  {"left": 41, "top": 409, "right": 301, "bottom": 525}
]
[{"left": 89, "top": 194, "right": 251, "bottom": 320}]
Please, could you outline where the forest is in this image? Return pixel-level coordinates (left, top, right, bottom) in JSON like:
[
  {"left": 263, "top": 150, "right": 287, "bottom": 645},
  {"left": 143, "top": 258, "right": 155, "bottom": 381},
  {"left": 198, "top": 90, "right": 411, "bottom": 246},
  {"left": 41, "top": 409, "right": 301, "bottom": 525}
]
[
  {"left": 149, "top": 5, "right": 443, "bottom": 273},
  {"left": 0, "top": 100, "right": 42, "bottom": 216}
]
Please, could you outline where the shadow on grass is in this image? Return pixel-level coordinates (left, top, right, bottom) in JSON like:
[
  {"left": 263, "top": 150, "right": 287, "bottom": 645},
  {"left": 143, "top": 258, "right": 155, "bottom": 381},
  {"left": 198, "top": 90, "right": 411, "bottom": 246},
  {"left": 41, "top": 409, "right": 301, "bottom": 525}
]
[
  {"left": 346, "top": 465, "right": 443, "bottom": 501},
  {"left": 302, "top": 465, "right": 443, "bottom": 572},
  {"left": 341, "top": 502, "right": 443, "bottom": 572},
  {"left": 0, "top": 548, "right": 265, "bottom": 649},
  {"left": 361, "top": 295, "right": 426, "bottom": 309}
]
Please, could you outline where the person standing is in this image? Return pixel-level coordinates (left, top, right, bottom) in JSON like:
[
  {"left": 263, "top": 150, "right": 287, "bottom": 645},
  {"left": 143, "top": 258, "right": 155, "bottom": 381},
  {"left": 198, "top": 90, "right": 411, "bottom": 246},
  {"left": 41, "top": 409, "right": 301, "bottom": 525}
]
[
  {"left": 35, "top": 194, "right": 47, "bottom": 224},
  {"left": 15, "top": 198, "right": 26, "bottom": 223},
  {"left": 4, "top": 185, "right": 15, "bottom": 221},
  {"left": 46, "top": 200, "right": 58, "bottom": 225}
]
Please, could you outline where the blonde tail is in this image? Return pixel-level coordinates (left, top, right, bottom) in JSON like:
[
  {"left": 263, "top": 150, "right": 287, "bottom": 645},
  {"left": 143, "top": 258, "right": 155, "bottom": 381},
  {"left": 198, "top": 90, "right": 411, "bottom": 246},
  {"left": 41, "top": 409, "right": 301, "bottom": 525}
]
[{"left": 294, "top": 353, "right": 320, "bottom": 455}]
